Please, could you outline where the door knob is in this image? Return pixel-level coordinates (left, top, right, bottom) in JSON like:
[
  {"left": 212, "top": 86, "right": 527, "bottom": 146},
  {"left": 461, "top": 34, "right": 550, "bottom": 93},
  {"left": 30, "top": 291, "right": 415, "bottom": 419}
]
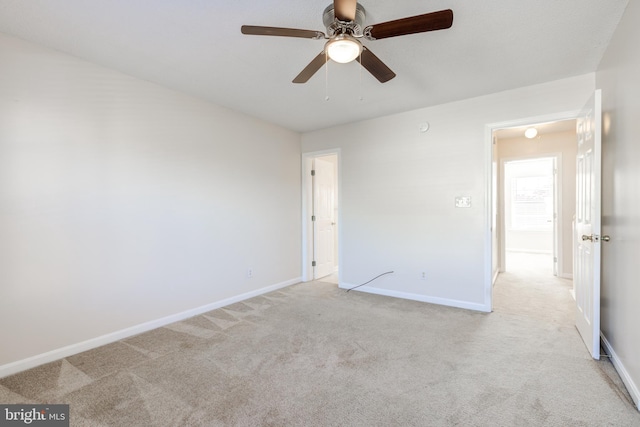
[{"left": 582, "top": 234, "right": 610, "bottom": 242}]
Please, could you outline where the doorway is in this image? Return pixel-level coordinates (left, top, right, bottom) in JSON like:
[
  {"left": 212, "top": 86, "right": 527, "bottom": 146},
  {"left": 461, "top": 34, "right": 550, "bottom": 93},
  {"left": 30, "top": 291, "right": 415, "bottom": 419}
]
[
  {"left": 487, "top": 93, "right": 605, "bottom": 361},
  {"left": 302, "top": 150, "right": 340, "bottom": 283},
  {"left": 492, "top": 119, "right": 576, "bottom": 278},
  {"left": 485, "top": 115, "right": 578, "bottom": 311},
  {"left": 502, "top": 156, "right": 558, "bottom": 276}
]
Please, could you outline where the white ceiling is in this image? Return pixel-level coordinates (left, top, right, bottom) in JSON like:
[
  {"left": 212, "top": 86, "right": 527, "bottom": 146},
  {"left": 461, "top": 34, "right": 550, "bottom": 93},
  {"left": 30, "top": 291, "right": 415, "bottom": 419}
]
[{"left": 0, "top": 0, "right": 629, "bottom": 132}]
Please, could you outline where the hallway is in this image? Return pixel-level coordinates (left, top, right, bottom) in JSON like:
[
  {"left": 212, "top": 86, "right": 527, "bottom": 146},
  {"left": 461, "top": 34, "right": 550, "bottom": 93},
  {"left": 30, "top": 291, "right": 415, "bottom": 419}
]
[
  {"left": 495, "top": 252, "right": 573, "bottom": 324},
  {"left": 493, "top": 252, "right": 637, "bottom": 411}
]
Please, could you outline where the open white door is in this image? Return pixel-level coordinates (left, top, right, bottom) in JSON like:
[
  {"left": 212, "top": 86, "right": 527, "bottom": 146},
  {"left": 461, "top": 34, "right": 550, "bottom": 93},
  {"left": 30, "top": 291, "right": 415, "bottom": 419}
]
[
  {"left": 574, "top": 90, "right": 602, "bottom": 360},
  {"left": 313, "top": 157, "right": 336, "bottom": 279}
]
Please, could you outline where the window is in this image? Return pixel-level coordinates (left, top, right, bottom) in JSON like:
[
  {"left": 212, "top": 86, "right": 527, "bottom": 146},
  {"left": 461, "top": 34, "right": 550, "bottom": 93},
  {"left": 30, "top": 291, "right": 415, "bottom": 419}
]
[{"left": 510, "top": 175, "right": 553, "bottom": 230}]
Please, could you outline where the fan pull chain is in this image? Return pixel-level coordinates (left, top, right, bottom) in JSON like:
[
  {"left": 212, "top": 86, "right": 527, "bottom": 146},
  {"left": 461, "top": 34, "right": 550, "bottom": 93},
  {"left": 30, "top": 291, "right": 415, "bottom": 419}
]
[
  {"left": 359, "top": 50, "right": 363, "bottom": 101},
  {"left": 325, "top": 51, "right": 330, "bottom": 101}
]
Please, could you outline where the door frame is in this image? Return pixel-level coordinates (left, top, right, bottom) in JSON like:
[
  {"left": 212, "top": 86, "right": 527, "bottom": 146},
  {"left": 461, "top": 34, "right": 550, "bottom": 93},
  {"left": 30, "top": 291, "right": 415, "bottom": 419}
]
[
  {"left": 301, "top": 149, "right": 341, "bottom": 283},
  {"left": 484, "top": 111, "right": 579, "bottom": 311}
]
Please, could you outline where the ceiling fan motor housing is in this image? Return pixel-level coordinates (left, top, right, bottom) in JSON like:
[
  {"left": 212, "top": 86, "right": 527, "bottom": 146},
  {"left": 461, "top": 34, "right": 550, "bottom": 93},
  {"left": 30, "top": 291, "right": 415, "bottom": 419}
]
[{"left": 323, "top": 3, "right": 367, "bottom": 37}]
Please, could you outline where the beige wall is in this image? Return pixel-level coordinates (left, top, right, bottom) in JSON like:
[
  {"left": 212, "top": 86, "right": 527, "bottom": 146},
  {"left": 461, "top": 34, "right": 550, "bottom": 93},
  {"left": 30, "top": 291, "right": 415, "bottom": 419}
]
[{"left": 497, "top": 129, "right": 577, "bottom": 278}]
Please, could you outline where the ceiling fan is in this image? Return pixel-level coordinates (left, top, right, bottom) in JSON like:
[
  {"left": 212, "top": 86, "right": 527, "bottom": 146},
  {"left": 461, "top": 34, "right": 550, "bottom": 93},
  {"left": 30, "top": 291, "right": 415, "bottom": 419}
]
[{"left": 241, "top": 0, "right": 453, "bottom": 84}]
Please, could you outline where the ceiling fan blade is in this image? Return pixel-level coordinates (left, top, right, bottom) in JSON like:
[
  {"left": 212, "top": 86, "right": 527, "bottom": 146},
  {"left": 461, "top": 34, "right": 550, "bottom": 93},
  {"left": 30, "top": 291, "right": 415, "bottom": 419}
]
[
  {"left": 366, "top": 9, "right": 453, "bottom": 40},
  {"left": 356, "top": 47, "right": 396, "bottom": 83},
  {"left": 293, "top": 52, "right": 329, "bottom": 83},
  {"left": 241, "top": 25, "right": 325, "bottom": 39},
  {"left": 334, "top": 0, "right": 357, "bottom": 22}
]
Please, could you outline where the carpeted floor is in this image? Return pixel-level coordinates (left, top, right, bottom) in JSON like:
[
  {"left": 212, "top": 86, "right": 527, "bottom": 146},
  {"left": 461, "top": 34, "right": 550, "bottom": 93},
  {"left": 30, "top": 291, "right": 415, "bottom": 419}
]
[{"left": 1, "top": 255, "right": 639, "bottom": 426}]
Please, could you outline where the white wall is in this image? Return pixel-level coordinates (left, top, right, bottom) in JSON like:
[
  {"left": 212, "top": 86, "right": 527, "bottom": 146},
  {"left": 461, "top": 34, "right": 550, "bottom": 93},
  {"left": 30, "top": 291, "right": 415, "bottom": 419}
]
[
  {"left": 302, "top": 75, "right": 594, "bottom": 311},
  {"left": 498, "top": 130, "right": 577, "bottom": 278},
  {"left": 0, "top": 33, "right": 302, "bottom": 373},
  {"left": 596, "top": 1, "right": 640, "bottom": 409}
]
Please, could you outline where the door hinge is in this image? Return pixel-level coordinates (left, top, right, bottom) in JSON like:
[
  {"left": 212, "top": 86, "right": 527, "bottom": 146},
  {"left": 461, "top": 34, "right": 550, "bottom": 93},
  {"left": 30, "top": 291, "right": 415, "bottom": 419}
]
[
  {"left": 554, "top": 257, "right": 558, "bottom": 262},
  {"left": 312, "top": 261, "right": 317, "bottom": 267},
  {"left": 311, "top": 170, "right": 316, "bottom": 176},
  {"left": 312, "top": 215, "right": 316, "bottom": 221}
]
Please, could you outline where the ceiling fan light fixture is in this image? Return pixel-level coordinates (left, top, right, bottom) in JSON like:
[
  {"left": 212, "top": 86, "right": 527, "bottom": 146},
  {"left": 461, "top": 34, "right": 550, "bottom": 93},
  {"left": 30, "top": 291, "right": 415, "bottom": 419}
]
[
  {"left": 241, "top": 5, "right": 454, "bottom": 84},
  {"left": 326, "top": 34, "right": 362, "bottom": 63}
]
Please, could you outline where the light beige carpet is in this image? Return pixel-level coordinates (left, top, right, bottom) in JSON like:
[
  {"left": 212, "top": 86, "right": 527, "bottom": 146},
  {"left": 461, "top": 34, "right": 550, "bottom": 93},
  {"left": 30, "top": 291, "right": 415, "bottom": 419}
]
[{"left": 1, "top": 256, "right": 639, "bottom": 426}]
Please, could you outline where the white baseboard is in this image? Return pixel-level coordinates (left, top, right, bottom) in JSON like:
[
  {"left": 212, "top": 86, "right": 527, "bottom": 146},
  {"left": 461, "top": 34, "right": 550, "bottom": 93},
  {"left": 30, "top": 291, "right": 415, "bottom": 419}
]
[
  {"left": 339, "top": 283, "right": 490, "bottom": 313},
  {"left": 0, "top": 277, "right": 301, "bottom": 379},
  {"left": 601, "top": 333, "right": 640, "bottom": 411}
]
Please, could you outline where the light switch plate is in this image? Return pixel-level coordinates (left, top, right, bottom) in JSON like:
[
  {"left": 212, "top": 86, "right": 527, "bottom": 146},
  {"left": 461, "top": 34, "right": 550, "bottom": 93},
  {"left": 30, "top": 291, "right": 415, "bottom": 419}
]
[{"left": 455, "top": 196, "right": 472, "bottom": 208}]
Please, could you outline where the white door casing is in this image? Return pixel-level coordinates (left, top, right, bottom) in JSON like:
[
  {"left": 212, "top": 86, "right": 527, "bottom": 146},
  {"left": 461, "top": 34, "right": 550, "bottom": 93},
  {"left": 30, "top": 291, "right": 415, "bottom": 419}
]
[
  {"left": 574, "top": 90, "right": 602, "bottom": 360},
  {"left": 313, "top": 157, "right": 336, "bottom": 279},
  {"left": 552, "top": 157, "right": 559, "bottom": 276}
]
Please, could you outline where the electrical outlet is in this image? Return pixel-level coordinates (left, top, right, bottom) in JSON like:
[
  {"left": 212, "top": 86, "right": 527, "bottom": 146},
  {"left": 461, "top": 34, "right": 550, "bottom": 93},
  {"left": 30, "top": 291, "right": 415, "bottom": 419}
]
[
  {"left": 420, "top": 271, "right": 427, "bottom": 280},
  {"left": 247, "top": 268, "right": 253, "bottom": 278}
]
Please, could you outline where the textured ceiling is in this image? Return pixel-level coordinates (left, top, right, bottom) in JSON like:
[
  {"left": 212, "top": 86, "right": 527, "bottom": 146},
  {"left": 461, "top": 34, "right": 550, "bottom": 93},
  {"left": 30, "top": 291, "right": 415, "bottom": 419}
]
[{"left": 0, "top": 0, "right": 629, "bottom": 132}]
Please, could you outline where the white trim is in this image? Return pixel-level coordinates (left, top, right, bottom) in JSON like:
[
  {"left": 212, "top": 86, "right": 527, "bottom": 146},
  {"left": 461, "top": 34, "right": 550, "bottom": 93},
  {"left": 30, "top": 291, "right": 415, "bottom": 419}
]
[
  {"left": 301, "top": 149, "right": 341, "bottom": 284},
  {"left": 555, "top": 155, "right": 563, "bottom": 277},
  {"left": 340, "top": 283, "right": 490, "bottom": 313},
  {"left": 0, "top": 277, "right": 301, "bottom": 379},
  {"left": 486, "top": 111, "right": 580, "bottom": 134},
  {"left": 301, "top": 155, "right": 314, "bottom": 282},
  {"left": 484, "top": 124, "right": 495, "bottom": 311},
  {"left": 485, "top": 110, "right": 579, "bottom": 314},
  {"left": 601, "top": 333, "right": 640, "bottom": 410}
]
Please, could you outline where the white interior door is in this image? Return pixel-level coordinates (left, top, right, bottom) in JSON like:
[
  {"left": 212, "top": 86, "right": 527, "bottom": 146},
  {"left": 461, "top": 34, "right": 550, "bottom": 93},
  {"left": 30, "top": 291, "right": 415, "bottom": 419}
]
[
  {"left": 313, "top": 157, "right": 336, "bottom": 279},
  {"left": 575, "top": 90, "right": 602, "bottom": 360}
]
